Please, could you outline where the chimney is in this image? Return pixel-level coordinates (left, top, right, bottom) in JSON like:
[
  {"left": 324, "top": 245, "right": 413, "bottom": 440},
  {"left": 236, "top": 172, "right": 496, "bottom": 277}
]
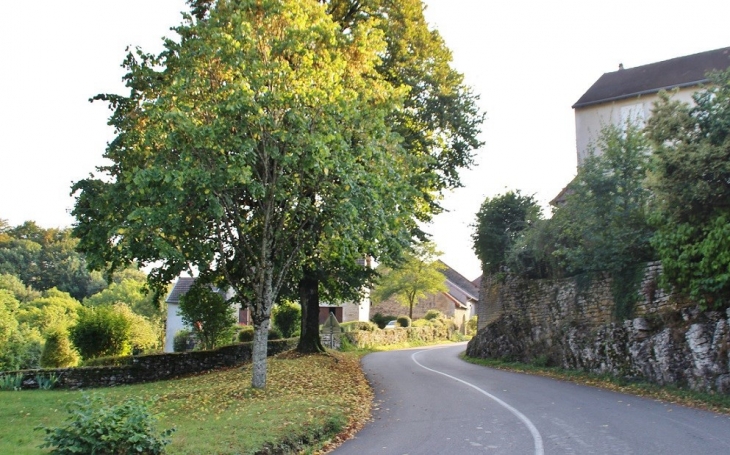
[{"left": 618, "top": 63, "right": 624, "bottom": 70}]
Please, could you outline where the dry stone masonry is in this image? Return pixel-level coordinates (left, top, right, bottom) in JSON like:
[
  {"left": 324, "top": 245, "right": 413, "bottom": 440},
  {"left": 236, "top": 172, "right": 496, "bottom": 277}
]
[{"left": 467, "top": 262, "right": 730, "bottom": 393}]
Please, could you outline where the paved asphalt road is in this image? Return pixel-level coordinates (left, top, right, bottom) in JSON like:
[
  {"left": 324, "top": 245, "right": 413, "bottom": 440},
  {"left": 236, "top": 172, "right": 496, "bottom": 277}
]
[{"left": 332, "top": 343, "right": 730, "bottom": 455}]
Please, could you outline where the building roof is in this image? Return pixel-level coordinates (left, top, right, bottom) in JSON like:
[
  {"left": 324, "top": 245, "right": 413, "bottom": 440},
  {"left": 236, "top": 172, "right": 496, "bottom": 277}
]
[
  {"left": 573, "top": 46, "right": 730, "bottom": 109},
  {"left": 438, "top": 261, "right": 479, "bottom": 307},
  {"left": 166, "top": 277, "right": 196, "bottom": 303}
]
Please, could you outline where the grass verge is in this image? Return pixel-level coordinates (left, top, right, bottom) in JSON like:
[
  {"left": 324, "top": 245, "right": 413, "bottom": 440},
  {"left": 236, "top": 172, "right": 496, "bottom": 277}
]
[
  {"left": 0, "top": 350, "right": 371, "bottom": 455},
  {"left": 460, "top": 354, "right": 730, "bottom": 415}
]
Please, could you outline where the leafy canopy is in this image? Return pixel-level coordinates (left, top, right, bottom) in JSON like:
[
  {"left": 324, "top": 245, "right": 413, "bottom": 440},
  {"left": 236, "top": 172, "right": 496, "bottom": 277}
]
[{"left": 646, "top": 70, "right": 730, "bottom": 308}]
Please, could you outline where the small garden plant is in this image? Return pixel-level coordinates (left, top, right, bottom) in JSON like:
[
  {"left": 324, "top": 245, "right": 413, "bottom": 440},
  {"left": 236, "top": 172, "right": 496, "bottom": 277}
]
[{"left": 37, "top": 394, "right": 174, "bottom": 455}]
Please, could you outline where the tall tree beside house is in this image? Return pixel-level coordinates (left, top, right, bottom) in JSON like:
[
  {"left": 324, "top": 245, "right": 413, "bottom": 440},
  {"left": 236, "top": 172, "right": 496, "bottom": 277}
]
[
  {"left": 293, "top": 0, "right": 485, "bottom": 353},
  {"left": 646, "top": 70, "right": 730, "bottom": 309},
  {"left": 371, "top": 242, "right": 448, "bottom": 320},
  {"left": 472, "top": 190, "right": 542, "bottom": 275},
  {"left": 71, "top": 0, "right": 422, "bottom": 388}
]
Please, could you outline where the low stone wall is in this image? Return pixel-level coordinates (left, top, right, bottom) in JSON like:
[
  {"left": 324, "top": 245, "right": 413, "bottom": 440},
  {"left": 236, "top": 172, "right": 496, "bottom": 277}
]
[
  {"left": 5, "top": 339, "right": 297, "bottom": 390},
  {"left": 467, "top": 263, "right": 730, "bottom": 393},
  {"left": 344, "top": 324, "right": 452, "bottom": 348}
]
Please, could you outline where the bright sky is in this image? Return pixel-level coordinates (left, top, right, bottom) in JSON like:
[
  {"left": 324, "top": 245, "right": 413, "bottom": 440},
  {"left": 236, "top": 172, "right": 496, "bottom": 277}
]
[{"left": 1, "top": 0, "right": 728, "bottom": 280}]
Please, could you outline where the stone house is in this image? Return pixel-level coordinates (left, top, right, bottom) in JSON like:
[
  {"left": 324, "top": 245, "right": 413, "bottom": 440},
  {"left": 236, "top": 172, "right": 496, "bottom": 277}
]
[{"left": 369, "top": 261, "right": 478, "bottom": 331}]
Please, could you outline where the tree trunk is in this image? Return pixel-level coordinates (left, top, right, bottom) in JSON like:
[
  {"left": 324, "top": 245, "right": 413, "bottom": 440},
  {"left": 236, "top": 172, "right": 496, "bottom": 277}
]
[
  {"left": 297, "top": 269, "right": 325, "bottom": 353},
  {"left": 251, "top": 316, "right": 270, "bottom": 389}
]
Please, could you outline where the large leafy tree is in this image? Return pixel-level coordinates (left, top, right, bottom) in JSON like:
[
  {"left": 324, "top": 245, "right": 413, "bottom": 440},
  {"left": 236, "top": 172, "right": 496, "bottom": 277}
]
[
  {"left": 72, "top": 0, "right": 420, "bottom": 388},
  {"left": 291, "top": 0, "right": 484, "bottom": 353},
  {"left": 646, "top": 70, "right": 730, "bottom": 308},
  {"left": 370, "top": 242, "right": 447, "bottom": 319}
]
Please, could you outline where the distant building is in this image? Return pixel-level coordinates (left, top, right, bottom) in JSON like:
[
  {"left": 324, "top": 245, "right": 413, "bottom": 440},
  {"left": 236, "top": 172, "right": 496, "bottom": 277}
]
[{"left": 369, "top": 261, "right": 478, "bottom": 332}]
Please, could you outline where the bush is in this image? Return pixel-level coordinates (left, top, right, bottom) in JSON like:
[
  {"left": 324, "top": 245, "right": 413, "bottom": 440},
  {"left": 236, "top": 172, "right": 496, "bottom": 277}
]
[
  {"left": 268, "top": 326, "right": 283, "bottom": 340},
  {"left": 238, "top": 326, "right": 254, "bottom": 342},
  {"left": 0, "top": 372, "right": 23, "bottom": 391},
  {"left": 396, "top": 315, "right": 411, "bottom": 328},
  {"left": 38, "top": 394, "right": 174, "bottom": 455},
  {"left": 423, "top": 310, "right": 444, "bottom": 321},
  {"left": 371, "top": 313, "right": 396, "bottom": 329},
  {"left": 272, "top": 300, "right": 301, "bottom": 338},
  {"left": 466, "top": 316, "right": 478, "bottom": 335},
  {"left": 340, "top": 321, "right": 378, "bottom": 332},
  {"left": 173, "top": 329, "right": 195, "bottom": 353},
  {"left": 82, "top": 355, "right": 133, "bottom": 367},
  {"left": 40, "top": 328, "right": 79, "bottom": 368},
  {"left": 70, "top": 306, "right": 132, "bottom": 360}
]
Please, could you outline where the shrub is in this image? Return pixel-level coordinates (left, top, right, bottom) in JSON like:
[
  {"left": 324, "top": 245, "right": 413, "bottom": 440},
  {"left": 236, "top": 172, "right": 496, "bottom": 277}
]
[
  {"left": 38, "top": 394, "right": 174, "bottom": 455},
  {"left": 40, "top": 327, "right": 79, "bottom": 368},
  {"left": 396, "top": 315, "right": 411, "bottom": 328},
  {"left": 423, "top": 309, "right": 444, "bottom": 321},
  {"left": 70, "top": 306, "right": 132, "bottom": 359},
  {"left": 36, "top": 373, "right": 59, "bottom": 390},
  {"left": 238, "top": 326, "right": 255, "bottom": 342},
  {"left": 0, "top": 372, "right": 23, "bottom": 391},
  {"left": 82, "top": 355, "right": 133, "bottom": 367},
  {"left": 173, "top": 329, "right": 195, "bottom": 353},
  {"left": 340, "top": 321, "right": 377, "bottom": 332},
  {"left": 268, "top": 326, "right": 283, "bottom": 340},
  {"left": 466, "top": 316, "right": 478, "bottom": 335},
  {"left": 411, "top": 319, "right": 430, "bottom": 328},
  {"left": 272, "top": 300, "right": 301, "bottom": 338},
  {"left": 371, "top": 313, "right": 396, "bottom": 329}
]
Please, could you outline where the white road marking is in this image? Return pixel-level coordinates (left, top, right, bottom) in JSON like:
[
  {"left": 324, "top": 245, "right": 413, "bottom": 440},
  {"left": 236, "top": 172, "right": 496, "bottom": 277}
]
[{"left": 411, "top": 350, "right": 545, "bottom": 455}]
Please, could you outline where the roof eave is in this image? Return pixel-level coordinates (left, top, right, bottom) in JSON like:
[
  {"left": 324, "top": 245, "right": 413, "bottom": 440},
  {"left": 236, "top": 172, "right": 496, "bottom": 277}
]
[{"left": 572, "top": 79, "right": 708, "bottom": 109}]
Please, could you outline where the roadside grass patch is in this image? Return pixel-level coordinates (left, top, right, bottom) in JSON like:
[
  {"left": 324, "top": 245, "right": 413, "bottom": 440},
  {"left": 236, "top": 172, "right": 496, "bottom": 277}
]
[
  {"left": 461, "top": 354, "right": 730, "bottom": 415},
  {"left": 0, "top": 350, "right": 371, "bottom": 455}
]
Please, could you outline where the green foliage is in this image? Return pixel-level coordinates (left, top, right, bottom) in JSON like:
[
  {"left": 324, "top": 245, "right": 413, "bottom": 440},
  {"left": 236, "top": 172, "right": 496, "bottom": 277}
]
[
  {"left": 553, "top": 123, "right": 654, "bottom": 277},
  {"left": 272, "top": 300, "right": 301, "bottom": 339},
  {"left": 371, "top": 242, "right": 448, "bottom": 319},
  {"left": 37, "top": 394, "right": 174, "bottom": 455},
  {"left": 396, "top": 315, "right": 411, "bottom": 328},
  {"left": 646, "top": 71, "right": 730, "bottom": 308},
  {"left": 174, "top": 329, "right": 195, "bottom": 352},
  {"left": 36, "top": 373, "right": 59, "bottom": 390},
  {"left": 472, "top": 191, "right": 542, "bottom": 275},
  {"left": 238, "top": 326, "right": 255, "bottom": 343},
  {"left": 0, "top": 273, "right": 41, "bottom": 302},
  {"left": 179, "top": 284, "right": 236, "bottom": 351},
  {"left": 70, "top": 306, "right": 133, "bottom": 359},
  {"left": 16, "top": 288, "right": 83, "bottom": 334},
  {"left": 423, "top": 309, "right": 444, "bottom": 321},
  {"left": 0, "top": 372, "right": 23, "bottom": 391},
  {"left": 0, "top": 325, "right": 44, "bottom": 371},
  {"left": 267, "top": 327, "right": 283, "bottom": 341},
  {"left": 84, "top": 276, "right": 163, "bottom": 323},
  {"left": 340, "top": 321, "right": 377, "bottom": 332},
  {"left": 82, "top": 356, "right": 134, "bottom": 367},
  {"left": 40, "top": 327, "right": 79, "bottom": 368},
  {"left": 370, "top": 313, "right": 396, "bottom": 329},
  {"left": 0, "top": 222, "right": 106, "bottom": 300},
  {"left": 466, "top": 316, "right": 478, "bottom": 335}
]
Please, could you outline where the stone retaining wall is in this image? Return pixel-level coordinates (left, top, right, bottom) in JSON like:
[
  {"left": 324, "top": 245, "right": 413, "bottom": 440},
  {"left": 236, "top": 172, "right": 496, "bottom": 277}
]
[{"left": 467, "top": 263, "right": 730, "bottom": 393}]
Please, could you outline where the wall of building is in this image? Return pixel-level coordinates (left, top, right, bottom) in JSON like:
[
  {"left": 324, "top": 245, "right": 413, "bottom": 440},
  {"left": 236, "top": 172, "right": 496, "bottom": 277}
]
[
  {"left": 574, "top": 88, "right": 696, "bottom": 165},
  {"left": 468, "top": 263, "right": 730, "bottom": 393}
]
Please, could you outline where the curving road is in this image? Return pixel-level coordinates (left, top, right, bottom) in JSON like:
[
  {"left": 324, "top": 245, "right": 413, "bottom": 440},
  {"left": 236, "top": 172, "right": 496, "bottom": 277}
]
[{"left": 333, "top": 343, "right": 730, "bottom": 455}]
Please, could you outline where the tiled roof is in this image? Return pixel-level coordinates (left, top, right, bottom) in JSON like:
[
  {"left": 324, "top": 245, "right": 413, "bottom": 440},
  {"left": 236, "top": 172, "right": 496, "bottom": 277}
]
[
  {"left": 573, "top": 46, "right": 730, "bottom": 108},
  {"left": 438, "top": 261, "right": 479, "bottom": 305},
  {"left": 165, "top": 277, "right": 196, "bottom": 303}
]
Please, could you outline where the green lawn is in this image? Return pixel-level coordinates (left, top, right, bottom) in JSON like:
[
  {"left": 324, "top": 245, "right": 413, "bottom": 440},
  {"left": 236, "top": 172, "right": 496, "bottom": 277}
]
[{"left": 0, "top": 351, "right": 371, "bottom": 455}]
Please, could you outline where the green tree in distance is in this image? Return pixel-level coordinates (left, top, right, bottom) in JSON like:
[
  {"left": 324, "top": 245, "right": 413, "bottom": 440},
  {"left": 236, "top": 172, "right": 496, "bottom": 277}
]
[
  {"left": 646, "top": 70, "right": 730, "bottom": 308},
  {"left": 72, "top": 0, "right": 419, "bottom": 388},
  {"left": 178, "top": 283, "right": 236, "bottom": 350},
  {"left": 472, "top": 190, "right": 541, "bottom": 275},
  {"left": 371, "top": 242, "right": 447, "bottom": 320}
]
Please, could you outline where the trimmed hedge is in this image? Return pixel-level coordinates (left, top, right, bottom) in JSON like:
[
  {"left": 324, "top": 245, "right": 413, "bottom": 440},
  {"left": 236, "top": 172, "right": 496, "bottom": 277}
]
[{"left": 343, "top": 322, "right": 452, "bottom": 348}]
